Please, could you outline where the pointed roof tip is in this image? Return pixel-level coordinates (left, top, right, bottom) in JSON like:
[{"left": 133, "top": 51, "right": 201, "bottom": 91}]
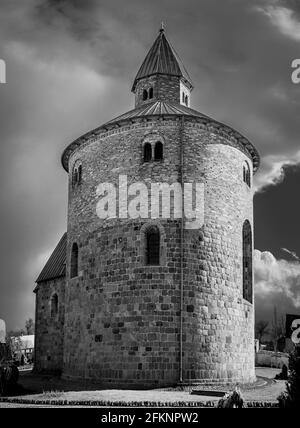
[{"left": 132, "top": 27, "right": 193, "bottom": 91}]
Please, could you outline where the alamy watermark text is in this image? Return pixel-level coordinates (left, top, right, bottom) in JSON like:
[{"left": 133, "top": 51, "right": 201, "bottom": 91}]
[
  {"left": 291, "top": 59, "right": 300, "bottom": 84},
  {"left": 95, "top": 175, "right": 205, "bottom": 230},
  {"left": 0, "top": 59, "right": 6, "bottom": 84}
]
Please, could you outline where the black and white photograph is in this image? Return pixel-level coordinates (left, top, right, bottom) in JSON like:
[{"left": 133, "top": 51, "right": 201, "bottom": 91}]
[{"left": 0, "top": 0, "right": 300, "bottom": 416}]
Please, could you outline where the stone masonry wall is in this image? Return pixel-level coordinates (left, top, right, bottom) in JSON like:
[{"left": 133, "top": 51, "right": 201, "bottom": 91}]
[
  {"left": 64, "top": 121, "right": 183, "bottom": 386},
  {"left": 34, "top": 277, "right": 65, "bottom": 373},
  {"left": 63, "top": 117, "right": 255, "bottom": 386},
  {"left": 134, "top": 75, "right": 181, "bottom": 107},
  {"left": 181, "top": 123, "right": 255, "bottom": 383}
]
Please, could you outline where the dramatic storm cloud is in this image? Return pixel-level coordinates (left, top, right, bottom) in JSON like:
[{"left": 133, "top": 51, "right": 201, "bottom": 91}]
[
  {"left": 0, "top": 0, "right": 299, "bottom": 329},
  {"left": 255, "top": 249, "right": 300, "bottom": 322}
]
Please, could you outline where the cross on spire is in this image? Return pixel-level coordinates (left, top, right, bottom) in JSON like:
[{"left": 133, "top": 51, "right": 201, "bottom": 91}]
[{"left": 160, "top": 22, "right": 165, "bottom": 33}]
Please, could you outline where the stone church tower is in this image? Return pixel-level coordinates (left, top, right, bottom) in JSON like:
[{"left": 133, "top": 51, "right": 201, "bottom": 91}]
[{"left": 34, "top": 28, "right": 259, "bottom": 387}]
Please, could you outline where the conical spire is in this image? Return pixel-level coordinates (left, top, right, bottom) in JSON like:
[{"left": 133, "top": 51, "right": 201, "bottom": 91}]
[{"left": 132, "top": 28, "right": 193, "bottom": 92}]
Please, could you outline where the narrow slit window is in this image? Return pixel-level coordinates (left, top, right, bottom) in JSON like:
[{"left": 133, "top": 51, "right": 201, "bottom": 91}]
[
  {"left": 51, "top": 294, "right": 58, "bottom": 318},
  {"left": 71, "top": 243, "right": 79, "bottom": 278},
  {"left": 72, "top": 163, "right": 82, "bottom": 187},
  {"left": 146, "top": 227, "right": 160, "bottom": 265},
  {"left": 154, "top": 141, "right": 163, "bottom": 161},
  {"left": 243, "top": 220, "right": 253, "bottom": 303},
  {"left": 243, "top": 161, "right": 251, "bottom": 187},
  {"left": 73, "top": 168, "right": 78, "bottom": 186},
  {"left": 144, "top": 143, "right": 152, "bottom": 162},
  {"left": 143, "top": 89, "right": 148, "bottom": 101}
]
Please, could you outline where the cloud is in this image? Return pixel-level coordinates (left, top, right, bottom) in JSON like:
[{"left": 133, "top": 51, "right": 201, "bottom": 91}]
[
  {"left": 0, "top": 0, "right": 129, "bottom": 330},
  {"left": 254, "top": 249, "right": 300, "bottom": 321},
  {"left": 256, "top": 4, "right": 300, "bottom": 41},
  {"left": 254, "top": 151, "right": 300, "bottom": 192}
]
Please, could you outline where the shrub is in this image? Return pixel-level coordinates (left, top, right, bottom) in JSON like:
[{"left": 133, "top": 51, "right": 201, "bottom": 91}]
[
  {"left": 0, "top": 363, "right": 19, "bottom": 395},
  {"left": 217, "top": 387, "right": 245, "bottom": 408},
  {"left": 278, "top": 347, "right": 300, "bottom": 408}
]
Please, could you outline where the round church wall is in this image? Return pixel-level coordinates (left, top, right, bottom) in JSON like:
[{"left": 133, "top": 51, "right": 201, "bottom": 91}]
[
  {"left": 62, "top": 117, "right": 255, "bottom": 386},
  {"left": 182, "top": 122, "right": 255, "bottom": 383}
]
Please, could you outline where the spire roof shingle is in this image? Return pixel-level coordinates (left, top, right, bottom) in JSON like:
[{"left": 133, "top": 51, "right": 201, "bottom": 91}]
[{"left": 132, "top": 28, "right": 193, "bottom": 91}]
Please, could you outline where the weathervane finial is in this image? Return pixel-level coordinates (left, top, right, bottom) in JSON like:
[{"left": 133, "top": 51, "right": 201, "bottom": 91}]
[{"left": 160, "top": 21, "right": 165, "bottom": 33}]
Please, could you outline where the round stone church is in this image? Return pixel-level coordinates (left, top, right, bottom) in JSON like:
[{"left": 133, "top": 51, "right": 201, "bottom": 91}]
[{"left": 34, "top": 28, "right": 259, "bottom": 387}]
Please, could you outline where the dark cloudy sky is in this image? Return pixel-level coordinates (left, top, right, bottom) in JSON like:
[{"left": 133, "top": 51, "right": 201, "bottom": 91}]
[{"left": 0, "top": 0, "right": 299, "bottom": 331}]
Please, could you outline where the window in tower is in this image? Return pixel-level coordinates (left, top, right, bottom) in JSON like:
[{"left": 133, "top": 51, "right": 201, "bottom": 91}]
[
  {"left": 143, "top": 142, "right": 152, "bottom": 162},
  {"left": 148, "top": 87, "right": 153, "bottom": 99},
  {"left": 146, "top": 226, "right": 160, "bottom": 265},
  {"left": 74, "top": 169, "right": 78, "bottom": 185},
  {"left": 143, "top": 89, "right": 148, "bottom": 101},
  {"left": 182, "top": 92, "right": 185, "bottom": 103},
  {"left": 243, "top": 220, "right": 253, "bottom": 304},
  {"left": 72, "top": 162, "right": 82, "bottom": 187},
  {"left": 185, "top": 95, "right": 189, "bottom": 106},
  {"left": 50, "top": 294, "right": 58, "bottom": 318},
  {"left": 154, "top": 141, "right": 163, "bottom": 161},
  {"left": 70, "top": 242, "right": 79, "bottom": 278},
  {"left": 243, "top": 161, "right": 251, "bottom": 187}
]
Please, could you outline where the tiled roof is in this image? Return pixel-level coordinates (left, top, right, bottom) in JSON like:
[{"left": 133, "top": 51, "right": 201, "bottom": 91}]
[
  {"left": 132, "top": 29, "right": 193, "bottom": 91},
  {"left": 104, "top": 100, "right": 210, "bottom": 125},
  {"left": 36, "top": 233, "right": 67, "bottom": 283},
  {"left": 61, "top": 99, "right": 260, "bottom": 173}
]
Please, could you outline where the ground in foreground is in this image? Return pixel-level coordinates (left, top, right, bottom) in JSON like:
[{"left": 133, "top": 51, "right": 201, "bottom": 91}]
[{"left": 0, "top": 367, "right": 285, "bottom": 407}]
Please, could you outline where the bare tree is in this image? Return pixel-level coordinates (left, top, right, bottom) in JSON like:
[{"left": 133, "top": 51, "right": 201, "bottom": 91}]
[
  {"left": 25, "top": 318, "right": 35, "bottom": 335},
  {"left": 255, "top": 320, "right": 269, "bottom": 342},
  {"left": 271, "top": 307, "right": 285, "bottom": 351},
  {"left": 5, "top": 328, "right": 24, "bottom": 361},
  {"left": 5, "top": 335, "right": 22, "bottom": 359}
]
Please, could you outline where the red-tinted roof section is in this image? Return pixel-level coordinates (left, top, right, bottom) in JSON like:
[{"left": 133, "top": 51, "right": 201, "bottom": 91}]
[{"left": 36, "top": 233, "right": 67, "bottom": 283}]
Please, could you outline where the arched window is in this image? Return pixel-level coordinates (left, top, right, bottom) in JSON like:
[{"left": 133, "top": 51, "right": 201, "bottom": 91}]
[
  {"left": 185, "top": 95, "right": 189, "bottom": 106},
  {"left": 72, "top": 168, "right": 77, "bottom": 187},
  {"left": 243, "top": 161, "right": 251, "bottom": 187},
  {"left": 154, "top": 141, "right": 163, "bottom": 161},
  {"left": 182, "top": 92, "right": 185, "bottom": 103},
  {"left": 143, "top": 143, "right": 152, "bottom": 162},
  {"left": 148, "top": 87, "right": 153, "bottom": 99},
  {"left": 142, "top": 89, "right": 148, "bottom": 101},
  {"left": 70, "top": 243, "right": 79, "bottom": 278},
  {"left": 50, "top": 294, "right": 58, "bottom": 318},
  {"left": 72, "top": 163, "right": 82, "bottom": 187},
  {"left": 146, "top": 226, "right": 160, "bottom": 265},
  {"left": 243, "top": 220, "right": 253, "bottom": 303}
]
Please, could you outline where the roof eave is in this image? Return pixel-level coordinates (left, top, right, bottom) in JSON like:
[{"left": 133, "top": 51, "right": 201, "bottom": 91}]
[
  {"left": 61, "top": 109, "right": 259, "bottom": 174},
  {"left": 131, "top": 73, "right": 193, "bottom": 92},
  {"left": 35, "top": 272, "right": 66, "bottom": 286}
]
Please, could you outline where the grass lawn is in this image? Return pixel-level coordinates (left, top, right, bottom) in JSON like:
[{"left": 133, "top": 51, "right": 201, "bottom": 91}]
[{"left": 0, "top": 367, "right": 286, "bottom": 406}]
